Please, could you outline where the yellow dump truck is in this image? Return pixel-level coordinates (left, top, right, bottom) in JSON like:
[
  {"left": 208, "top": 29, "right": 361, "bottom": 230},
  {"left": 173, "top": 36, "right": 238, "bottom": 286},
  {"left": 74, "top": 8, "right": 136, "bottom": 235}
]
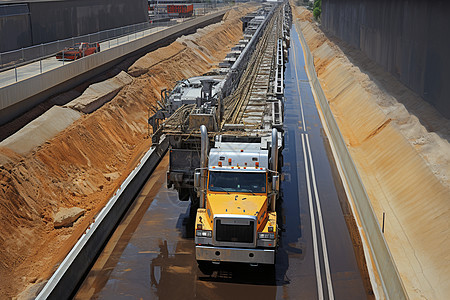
[{"left": 194, "top": 126, "right": 281, "bottom": 273}]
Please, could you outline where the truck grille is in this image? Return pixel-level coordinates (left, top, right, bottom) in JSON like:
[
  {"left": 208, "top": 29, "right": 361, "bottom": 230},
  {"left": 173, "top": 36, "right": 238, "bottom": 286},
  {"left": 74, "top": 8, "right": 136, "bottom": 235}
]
[{"left": 215, "top": 219, "right": 255, "bottom": 243}]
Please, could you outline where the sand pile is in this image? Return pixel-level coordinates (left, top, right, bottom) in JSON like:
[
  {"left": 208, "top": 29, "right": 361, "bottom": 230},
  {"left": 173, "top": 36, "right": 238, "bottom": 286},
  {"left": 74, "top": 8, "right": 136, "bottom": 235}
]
[
  {"left": 0, "top": 107, "right": 82, "bottom": 154},
  {"left": 65, "top": 71, "right": 134, "bottom": 113},
  {"left": 291, "top": 5, "right": 449, "bottom": 299},
  {"left": 0, "top": 5, "right": 256, "bottom": 298}
]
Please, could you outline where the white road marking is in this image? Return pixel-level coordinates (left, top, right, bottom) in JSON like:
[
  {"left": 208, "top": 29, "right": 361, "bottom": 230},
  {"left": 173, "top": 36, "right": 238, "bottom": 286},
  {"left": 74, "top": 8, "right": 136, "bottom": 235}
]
[
  {"left": 305, "top": 133, "right": 335, "bottom": 300},
  {"left": 301, "top": 133, "right": 324, "bottom": 300},
  {"left": 292, "top": 35, "right": 306, "bottom": 131}
]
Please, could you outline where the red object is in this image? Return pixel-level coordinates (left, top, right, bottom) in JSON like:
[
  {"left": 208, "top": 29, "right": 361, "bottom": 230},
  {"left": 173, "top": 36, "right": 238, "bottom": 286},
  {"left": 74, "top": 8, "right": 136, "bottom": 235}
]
[
  {"left": 56, "top": 42, "right": 100, "bottom": 60},
  {"left": 167, "top": 4, "right": 193, "bottom": 17}
]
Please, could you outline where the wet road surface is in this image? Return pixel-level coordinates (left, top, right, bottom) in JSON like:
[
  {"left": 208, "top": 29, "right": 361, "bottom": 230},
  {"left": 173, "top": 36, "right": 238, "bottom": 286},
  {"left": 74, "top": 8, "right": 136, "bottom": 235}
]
[{"left": 74, "top": 25, "right": 368, "bottom": 299}]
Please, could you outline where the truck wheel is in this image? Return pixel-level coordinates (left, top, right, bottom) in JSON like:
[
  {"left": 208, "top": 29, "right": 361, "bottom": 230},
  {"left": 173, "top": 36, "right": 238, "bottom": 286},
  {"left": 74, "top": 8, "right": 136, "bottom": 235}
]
[{"left": 198, "top": 261, "right": 214, "bottom": 275}]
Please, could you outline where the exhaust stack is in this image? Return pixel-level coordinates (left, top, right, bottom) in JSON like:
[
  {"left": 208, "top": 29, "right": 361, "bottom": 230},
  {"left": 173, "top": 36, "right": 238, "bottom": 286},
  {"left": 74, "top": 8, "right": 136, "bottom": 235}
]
[
  {"left": 200, "top": 125, "right": 209, "bottom": 208},
  {"left": 271, "top": 128, "right": 279, "bottom": 211}
]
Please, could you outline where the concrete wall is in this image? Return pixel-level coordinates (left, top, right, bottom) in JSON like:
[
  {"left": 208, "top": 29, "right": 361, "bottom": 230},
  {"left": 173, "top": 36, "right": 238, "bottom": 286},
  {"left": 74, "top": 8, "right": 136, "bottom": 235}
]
[
  {"left": 322, "top": 0, "right": 450, "bottom": 118},
  {"left": 0, "top": 4, "right": 32, "bottom": 52},
  {"left": 29, "top": 0, "right": 148, "bottom": 45},
  {"left": 0, "top": 0, "right": 148, "bottom": 52}
]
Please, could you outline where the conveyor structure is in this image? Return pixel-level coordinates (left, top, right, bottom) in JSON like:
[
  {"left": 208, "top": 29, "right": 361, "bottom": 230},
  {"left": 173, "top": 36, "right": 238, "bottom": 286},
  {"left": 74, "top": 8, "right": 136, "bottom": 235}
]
[{"left": 149, "top": 2, "right": 292, "bottom": 203}]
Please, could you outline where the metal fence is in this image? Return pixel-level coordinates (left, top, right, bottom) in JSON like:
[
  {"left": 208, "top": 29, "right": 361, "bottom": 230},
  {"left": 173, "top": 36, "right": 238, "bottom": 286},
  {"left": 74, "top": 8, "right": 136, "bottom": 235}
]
[{"left": 0, "top": 3, "right": 226, "bottom": 73}]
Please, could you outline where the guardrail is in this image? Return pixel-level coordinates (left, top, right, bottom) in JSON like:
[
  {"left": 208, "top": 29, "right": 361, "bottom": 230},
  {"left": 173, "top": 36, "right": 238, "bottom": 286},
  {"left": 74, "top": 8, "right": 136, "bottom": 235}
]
[
  {"left": 0, "top": 21, "right": 177, "bottom": 86},
  {"left": 35, "top": 137, "right": 169, "bottom": 299},
  {"left": 0, "top": 3, "right": 227, "bottom": 73},
  {"left": 295, "top": 21, "right": 409, "bottom": 300}
]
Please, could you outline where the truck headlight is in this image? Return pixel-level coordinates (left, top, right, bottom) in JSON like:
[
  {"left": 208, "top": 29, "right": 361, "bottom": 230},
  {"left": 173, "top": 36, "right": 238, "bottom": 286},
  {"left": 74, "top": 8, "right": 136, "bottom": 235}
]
[
  {"left": 258, "top": 232, "right": 275, "bottom": 239},
  {"left": 196, "top": 230, "right": 212, "bottom": 238}
]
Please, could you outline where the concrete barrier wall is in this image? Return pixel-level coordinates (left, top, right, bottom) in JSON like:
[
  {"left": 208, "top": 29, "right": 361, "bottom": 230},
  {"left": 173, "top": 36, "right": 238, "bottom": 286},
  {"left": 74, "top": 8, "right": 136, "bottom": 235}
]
[
  {"left": 35, "top": 137, "right": 169, "bottom": 299},
  {"left": 0, "top": 5, "right": 32, "bottom": 52},
  {"left": 296, "top": 23, "right": 408, "bottom": 299},
  {"left": 0, "top": 10, "right": 227, "bottom": 126},
  {"left": 29, "top": 0, "right": 148, "bottom": 45},
  {"left": 0, "top": 0, "right": 148, "bottom": 52},
  {"left": 322, "top": 0, "right": 450, "bottom": 119}
]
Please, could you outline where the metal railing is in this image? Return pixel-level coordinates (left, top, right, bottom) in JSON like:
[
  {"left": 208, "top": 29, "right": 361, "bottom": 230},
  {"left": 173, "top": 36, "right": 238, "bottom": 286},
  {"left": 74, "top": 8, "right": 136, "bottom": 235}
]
[{"left": 0, "top": 3, "right": 226, "bottom": 76}]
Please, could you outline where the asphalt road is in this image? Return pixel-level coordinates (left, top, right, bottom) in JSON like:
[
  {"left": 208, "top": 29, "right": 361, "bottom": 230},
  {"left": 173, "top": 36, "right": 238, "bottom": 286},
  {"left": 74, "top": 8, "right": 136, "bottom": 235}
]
[{"left": 74, "top": 26, "right": 369, "bottom": 299}]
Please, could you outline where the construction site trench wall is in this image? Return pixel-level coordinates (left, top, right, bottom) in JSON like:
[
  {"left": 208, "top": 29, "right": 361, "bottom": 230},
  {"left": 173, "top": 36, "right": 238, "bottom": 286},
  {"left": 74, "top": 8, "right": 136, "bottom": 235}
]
[{"left": 322, "top": 0, "right": 450, "bottom": 118}]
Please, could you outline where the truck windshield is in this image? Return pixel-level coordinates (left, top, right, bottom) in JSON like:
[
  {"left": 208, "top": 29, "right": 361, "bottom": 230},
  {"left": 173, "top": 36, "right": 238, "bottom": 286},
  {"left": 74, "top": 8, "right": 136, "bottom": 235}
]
[{"left": 208, "top": 171, "right": 266, "bottom": 194}]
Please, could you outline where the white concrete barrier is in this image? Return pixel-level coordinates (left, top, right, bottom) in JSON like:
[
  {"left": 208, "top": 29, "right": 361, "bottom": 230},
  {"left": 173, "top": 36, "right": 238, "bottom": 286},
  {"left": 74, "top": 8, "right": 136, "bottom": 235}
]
[
  {"left": 35, "top": 137, "right": 169, "bottom": 299},
  {"left": 296, "top": 24, "right": 409, "bottom": 300}
]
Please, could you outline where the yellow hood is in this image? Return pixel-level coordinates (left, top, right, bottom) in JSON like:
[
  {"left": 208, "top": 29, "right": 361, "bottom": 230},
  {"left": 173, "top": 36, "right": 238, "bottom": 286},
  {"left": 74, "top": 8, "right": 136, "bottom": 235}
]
[{"left": 206, "top": 192, "right": 267, "bottom": 219}]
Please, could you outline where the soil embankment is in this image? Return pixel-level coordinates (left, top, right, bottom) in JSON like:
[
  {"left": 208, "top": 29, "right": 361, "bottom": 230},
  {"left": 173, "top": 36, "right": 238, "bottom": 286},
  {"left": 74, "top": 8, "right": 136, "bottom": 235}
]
[
  {"left": 0, "top": 6, "right": 256, "bottom": 298},
  {"left": 292, "top": 5, "right": 449, "bottom": 300}
]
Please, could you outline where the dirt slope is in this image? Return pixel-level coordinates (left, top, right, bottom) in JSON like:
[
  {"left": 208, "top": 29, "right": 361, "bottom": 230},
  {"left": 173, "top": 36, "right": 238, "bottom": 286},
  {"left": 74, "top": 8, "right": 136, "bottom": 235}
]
[
  {"left": 0, "top": 5, "right": 256, "bottom": 298},
  {"left": 292, "top": 5, "right": 450, "bottom": 300}
]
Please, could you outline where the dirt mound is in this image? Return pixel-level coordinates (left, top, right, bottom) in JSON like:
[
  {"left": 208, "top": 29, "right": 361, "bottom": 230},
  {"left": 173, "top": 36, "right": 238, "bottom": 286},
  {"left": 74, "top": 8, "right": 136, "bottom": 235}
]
[
  {"left": 292, "top": 5, "right": 449, "bottom": 299},
  {"left": 0, "top": 5, "right": 256, "bottom": 298},
  {"left": 0, "top": 107, "right": 82, "bottom": 155},
  {"left": 66, "top": 71, "right": 134, "bottom": 113}
]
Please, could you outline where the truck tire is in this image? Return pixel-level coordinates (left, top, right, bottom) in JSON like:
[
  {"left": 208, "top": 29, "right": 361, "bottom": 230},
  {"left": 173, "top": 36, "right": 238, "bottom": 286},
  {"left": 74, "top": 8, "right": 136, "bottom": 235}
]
[{"left": 197, "top": 261, "right": 214, "bottom": 275}]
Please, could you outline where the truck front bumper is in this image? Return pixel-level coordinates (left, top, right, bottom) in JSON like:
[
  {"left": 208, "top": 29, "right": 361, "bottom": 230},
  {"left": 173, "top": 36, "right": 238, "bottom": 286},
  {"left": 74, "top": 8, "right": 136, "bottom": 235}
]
[{"left": 196, "top": 245, "right": 275, "bottom": 264}]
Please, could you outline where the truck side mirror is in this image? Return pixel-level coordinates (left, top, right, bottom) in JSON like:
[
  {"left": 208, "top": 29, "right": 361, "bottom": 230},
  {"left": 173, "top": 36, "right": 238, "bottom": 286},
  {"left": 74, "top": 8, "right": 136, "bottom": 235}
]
[
  {"left": 194, "top": 170, "right": 201, "bottom": 190},
  {"left": 272, "top": 175, "right": 279, "bottom": 194}
]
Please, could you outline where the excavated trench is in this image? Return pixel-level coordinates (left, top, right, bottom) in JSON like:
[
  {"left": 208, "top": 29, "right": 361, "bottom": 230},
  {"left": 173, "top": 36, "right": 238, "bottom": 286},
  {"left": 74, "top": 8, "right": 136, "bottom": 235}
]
[
  {"left": 292, "top": 5, "right": 450, "bottom": 300},
  {"left": 0, "top": 6, "right": 257, "bottom": 299}
]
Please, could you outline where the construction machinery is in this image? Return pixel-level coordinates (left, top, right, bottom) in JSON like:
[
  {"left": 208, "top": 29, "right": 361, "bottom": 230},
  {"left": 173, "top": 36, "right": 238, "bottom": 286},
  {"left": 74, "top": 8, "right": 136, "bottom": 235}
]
[{"left": 149, "top": 2, "right": 292, "bottom": 270}]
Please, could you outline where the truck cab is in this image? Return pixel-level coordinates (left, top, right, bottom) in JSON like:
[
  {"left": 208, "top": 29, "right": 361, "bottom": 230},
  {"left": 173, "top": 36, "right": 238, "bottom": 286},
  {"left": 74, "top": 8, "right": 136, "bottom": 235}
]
[{"left": 194, "top": 127, "right": 280, "bottom": 271}]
